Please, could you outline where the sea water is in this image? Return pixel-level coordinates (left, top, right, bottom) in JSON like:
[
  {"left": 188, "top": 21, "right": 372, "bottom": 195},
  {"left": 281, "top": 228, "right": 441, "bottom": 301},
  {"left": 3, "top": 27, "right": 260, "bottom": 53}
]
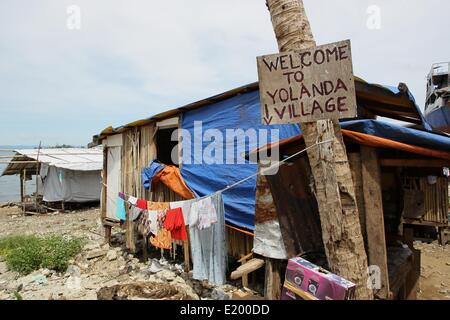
[{"left": 0, "top": 148, "right": 36, "bottom": 203}]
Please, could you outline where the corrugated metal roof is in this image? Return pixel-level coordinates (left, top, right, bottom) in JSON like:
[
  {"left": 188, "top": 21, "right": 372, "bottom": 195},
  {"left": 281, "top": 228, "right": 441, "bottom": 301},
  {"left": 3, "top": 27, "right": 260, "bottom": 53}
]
[{"left": 1, "top": 147, "right": 103, "bottom": 176}]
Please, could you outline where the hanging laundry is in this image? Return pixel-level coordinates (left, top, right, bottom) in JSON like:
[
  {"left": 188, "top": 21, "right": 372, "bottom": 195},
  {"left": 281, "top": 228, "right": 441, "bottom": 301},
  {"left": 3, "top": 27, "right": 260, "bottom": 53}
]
[
  {"left": 147, "top": 201, "right": 170, "bottom": 211},
  {"left": 118, "top": 192, "right": 126, "bottom": 200},
  {"left": 130, "top": 206, "right": 143, "bottom": 221},
  {"left": 148, "top": 210, "right": 160, "bottom": 236},
  {"left": 128, "top": 196, "right": 138, "bottom": 206},
  {"left": 189, "top": 196, "right": 218, "bottom": 230},
  {"left": 164, "top": 208, "right": 187, "bottom": 241},
  {"left": 142, "top": 213, "right": 153, "bottom": 236},
  {"left": 156, "top": 210, "right": 167, "bottom": 230},
  {"left": 189, "top": 192, "right": 227, "bottom": 286},
  {"left": 150, "top": 229, "right": 172, "bottom": 250},
  {"left": 136, "top": 199, "right": 148, "bottom": 210},
  {"left": 116, "top": 196, "right": 127, "bottom": 221},
  {"left": 137, "top": 211, "right": 149, "bottom": 236},
  {"left": 170, "top": 199, "right": 195, "bottom": 226}
]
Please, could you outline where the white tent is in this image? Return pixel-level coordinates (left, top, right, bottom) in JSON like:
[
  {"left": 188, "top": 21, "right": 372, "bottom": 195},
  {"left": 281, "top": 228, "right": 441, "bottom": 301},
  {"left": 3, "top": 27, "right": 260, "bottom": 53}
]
[{"left": 1, "top": 148, "right": 103, "bottom": 203}]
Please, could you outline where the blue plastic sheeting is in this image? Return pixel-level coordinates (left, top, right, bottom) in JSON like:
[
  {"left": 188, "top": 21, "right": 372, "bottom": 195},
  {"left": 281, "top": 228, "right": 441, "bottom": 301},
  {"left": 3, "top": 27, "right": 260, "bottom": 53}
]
[
  {"left": 142, "top": 160, "right": 165, "bottom": 191},
  {"left": 180, "top": 90, "right": 300, "bottom": 230},
  {"left": 340, "top": 119, "right": 450, "bottom": 152}
]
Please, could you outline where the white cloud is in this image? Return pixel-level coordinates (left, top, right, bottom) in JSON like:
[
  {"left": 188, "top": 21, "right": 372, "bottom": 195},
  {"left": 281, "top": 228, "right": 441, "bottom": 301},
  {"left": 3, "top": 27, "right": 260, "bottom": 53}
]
[{"left": 0, "top": 0, "right": 448, "bottom": 145}]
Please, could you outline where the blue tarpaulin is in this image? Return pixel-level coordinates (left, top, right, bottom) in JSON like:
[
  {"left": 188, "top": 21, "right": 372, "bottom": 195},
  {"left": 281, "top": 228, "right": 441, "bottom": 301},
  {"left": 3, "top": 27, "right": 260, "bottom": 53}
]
[
  {"left": 340, "top": 119, "right": 450, "bottom": 152},
  {"left": 142, "top": 160, "right": 165, "bottom": 191},
  {"left": 180, "top": 90, "right": 300, "bottom": 230}
]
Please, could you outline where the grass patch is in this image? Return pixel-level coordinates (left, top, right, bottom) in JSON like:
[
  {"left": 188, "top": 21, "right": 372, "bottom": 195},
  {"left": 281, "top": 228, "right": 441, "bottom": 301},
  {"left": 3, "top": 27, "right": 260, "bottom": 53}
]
[{"left": 0, "top": 235, "right": 83, "bottom": 275}]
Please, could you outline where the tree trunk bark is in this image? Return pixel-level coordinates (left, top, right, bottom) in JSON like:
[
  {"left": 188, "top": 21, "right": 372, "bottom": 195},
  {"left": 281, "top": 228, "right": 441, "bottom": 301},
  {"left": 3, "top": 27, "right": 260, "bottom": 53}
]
[{"left": 266, "top": 0, "right": 373, "bottom": 299}]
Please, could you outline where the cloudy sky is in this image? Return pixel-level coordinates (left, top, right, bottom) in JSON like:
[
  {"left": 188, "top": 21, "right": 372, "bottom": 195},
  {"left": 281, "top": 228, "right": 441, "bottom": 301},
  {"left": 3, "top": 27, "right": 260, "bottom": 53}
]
[{"left": 0, "top": 0, "right": 448, "bottom": 146}]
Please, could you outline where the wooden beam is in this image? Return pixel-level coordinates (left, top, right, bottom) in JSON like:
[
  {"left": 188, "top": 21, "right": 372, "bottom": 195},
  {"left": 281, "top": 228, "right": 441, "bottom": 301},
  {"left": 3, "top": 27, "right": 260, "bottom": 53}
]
[
  {"left": 183, "top": 227, "right": 191, "bottom": 272},
  {"left": 380, "top": 158, "right": 449, "bottom": 168},
  {"left": 239, "top": 253, "right": 254, "bottom": 288},
  {"left": 361, "top": 146, "right": 390, "bottom": 299},
  {"left": 104, "top": 225, "right": 112, "bottom": 244},
  {"left": 264, "top": 258, "right": 281, "bottom": 300},
  {"left": 231, "top": 258, "right": 265, "bottom": 280},
  {"left": 238, "top": 252, "right": 253, "bottom": 264}
]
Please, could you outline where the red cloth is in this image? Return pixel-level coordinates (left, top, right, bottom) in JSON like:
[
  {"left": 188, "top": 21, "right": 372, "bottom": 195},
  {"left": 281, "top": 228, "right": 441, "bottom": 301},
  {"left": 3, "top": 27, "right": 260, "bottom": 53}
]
[
  {"left": 136, "top": 199, "right": 148, "bottom": 210},
  {"left": 163, "top": 208, "right": 187, "bottom": 241}
]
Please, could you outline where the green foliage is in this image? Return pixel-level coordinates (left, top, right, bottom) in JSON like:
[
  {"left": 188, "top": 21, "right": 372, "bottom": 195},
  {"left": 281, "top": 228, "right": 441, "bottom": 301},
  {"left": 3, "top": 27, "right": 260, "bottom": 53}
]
[
  {"left": 42, "top": 144, "right": 82, "bottom": 149},
  {"left": 0, "top": 235, "right": 83, "bottom": 275},
  {"left": 40, "top": 235, "right": 83, "bottom": 271}
]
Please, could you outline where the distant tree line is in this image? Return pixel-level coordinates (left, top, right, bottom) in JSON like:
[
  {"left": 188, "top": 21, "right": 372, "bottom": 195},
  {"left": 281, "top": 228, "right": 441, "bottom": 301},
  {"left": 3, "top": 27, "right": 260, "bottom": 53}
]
[{"left": 34, "top": 144, "right": 85, "bottom": 149}]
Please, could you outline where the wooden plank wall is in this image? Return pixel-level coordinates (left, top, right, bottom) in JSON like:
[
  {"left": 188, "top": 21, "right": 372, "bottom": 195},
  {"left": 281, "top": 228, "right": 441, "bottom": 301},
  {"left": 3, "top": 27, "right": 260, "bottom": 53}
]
[
  {"left": 115, "top": 123, "right": 255, "bottom": 260},
  {"left": 227, "top": 228, "right": 253, "bottom": 259},
  {"left": 403, "top": 176, "right": 449, "bottom": 225},
  {"left": 119, "top": 124, "right": 158, "bottom": 251}
]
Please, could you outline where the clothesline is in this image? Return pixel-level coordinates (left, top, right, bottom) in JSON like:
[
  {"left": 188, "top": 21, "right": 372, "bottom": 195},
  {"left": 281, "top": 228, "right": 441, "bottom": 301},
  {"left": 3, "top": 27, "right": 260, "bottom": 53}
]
[
  {"left": 216, "top": 138, "right": 334, "bottom": 194},
  {"left": 114, "top": 138, "right": 333, "bottom": 205}
]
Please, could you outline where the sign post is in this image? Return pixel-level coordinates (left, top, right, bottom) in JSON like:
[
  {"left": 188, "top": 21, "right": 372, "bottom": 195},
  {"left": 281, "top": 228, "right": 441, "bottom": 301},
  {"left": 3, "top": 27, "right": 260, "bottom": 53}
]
[{"left": 258, "top": 40, "right": 357, "bottom": 124}]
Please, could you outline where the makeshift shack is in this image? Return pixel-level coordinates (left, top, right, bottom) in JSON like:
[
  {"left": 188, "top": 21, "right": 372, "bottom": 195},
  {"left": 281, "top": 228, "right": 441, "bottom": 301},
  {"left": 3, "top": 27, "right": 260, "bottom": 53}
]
[
  {"left": 93, "top": 78, "right": 450, "bottom": 299},
  {"left": 250, "top": 115, "right": 450, "bottom": 300},
  {"left": 1, "top": 148, "right": 103, "bottom": 212}
]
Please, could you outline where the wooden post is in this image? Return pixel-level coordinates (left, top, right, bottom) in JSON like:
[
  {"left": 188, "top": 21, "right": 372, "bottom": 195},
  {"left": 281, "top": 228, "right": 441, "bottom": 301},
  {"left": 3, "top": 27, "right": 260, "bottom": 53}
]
[
  {"left": 20, "top": 169, "right": 24, "bottom": 204},
  {"left": 143, "top": 236, "right": 149, "bottom": 262},
  {"left": 101, "top": 146, "right": 111, "bottom": 245},
  {"left": 266, "top": 0, "right": 372, "bottom": 299},
  {"left": 183, "top": 227, "right": 191, "bottom": 272},
  {"left": 22, "top": 168, "right": 27, "bottom": 215},
  {"left": 35, "top": 141, "right": 41, "bottom": 212},
  {"left": 264, "top": 258, "right": 282, "bottom": 300},
  {"left": 240, "top": 254, "right": 250, "bottom": 288},
  {"left": 101, "top": 146, "right": 108, "bottom": 222},
  {"left": 104, "top": 225, "right": 112, "bottom": 244},
  {"left": 361, "top": 146, "right": 389, "bottom": 299}
]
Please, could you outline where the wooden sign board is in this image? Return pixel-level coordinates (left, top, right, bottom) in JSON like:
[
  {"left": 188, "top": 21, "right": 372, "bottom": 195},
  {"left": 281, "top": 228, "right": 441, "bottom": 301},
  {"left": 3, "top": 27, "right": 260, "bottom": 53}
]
[{"left": 257, "top": 40, "right": 357, "bottom": 125}]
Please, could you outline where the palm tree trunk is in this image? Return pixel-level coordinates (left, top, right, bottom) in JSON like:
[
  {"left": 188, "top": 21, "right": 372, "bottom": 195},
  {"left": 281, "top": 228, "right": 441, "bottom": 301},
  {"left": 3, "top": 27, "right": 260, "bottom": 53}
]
[{"left": 266, "top": 0, "right": 373, "bottom": 300}]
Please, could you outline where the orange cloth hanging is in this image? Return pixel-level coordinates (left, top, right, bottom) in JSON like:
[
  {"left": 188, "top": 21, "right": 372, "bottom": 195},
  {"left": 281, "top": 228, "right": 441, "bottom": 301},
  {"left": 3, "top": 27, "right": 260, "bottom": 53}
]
[
  {"left": 153, "top": 166, "right": 196, "bottom": 200},
  {"left": 147, "top": 201, "right": 170, "bottom": 211},
  {"left": 150, "top": 229, "right": 172, "bottom": 250}
]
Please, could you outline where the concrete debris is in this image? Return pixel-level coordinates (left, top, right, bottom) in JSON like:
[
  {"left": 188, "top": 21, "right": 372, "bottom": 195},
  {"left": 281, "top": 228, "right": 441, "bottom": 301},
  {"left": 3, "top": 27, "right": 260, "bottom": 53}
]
[
  {"left": 106, "top": 250, "right": 118, "bottom": 261},
  {"left": 86, "top": 250, "right": 107, "bottom": 260}
]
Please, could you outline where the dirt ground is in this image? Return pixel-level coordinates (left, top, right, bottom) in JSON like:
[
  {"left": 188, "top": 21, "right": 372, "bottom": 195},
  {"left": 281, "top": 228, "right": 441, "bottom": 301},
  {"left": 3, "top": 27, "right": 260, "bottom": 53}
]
[
  {"left": 0, "top": 205, "right": 243, "bottom": 300},
  {"left": 415, "top": 240, "right": 450, "bottom": 300},
  {"left": 0, "top": 205, "right": 448, "bottom": 300}
]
